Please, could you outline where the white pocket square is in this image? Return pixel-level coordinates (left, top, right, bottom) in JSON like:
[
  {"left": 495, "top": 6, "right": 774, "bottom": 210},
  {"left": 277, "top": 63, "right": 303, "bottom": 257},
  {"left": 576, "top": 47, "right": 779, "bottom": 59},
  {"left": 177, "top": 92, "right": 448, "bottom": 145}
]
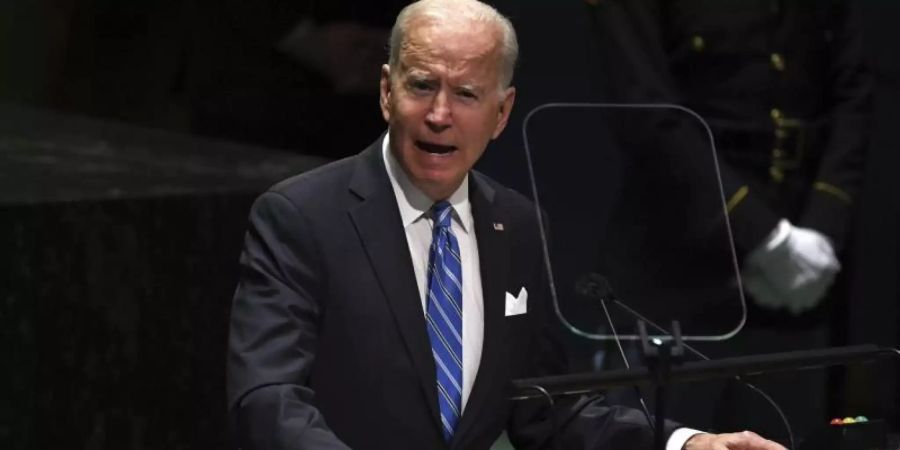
[{"left": 505, "top": 287, "right": 528, "bottom": 316}]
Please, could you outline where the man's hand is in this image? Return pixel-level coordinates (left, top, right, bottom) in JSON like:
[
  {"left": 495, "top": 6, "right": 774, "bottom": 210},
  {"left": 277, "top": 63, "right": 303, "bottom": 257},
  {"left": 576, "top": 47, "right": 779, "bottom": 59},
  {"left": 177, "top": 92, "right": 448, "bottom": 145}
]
[
  {"left": 684, "top": 431, "right": 786, "bottom": 450},
  {"left": 742, "top": 219, "right": 840, "bottom": 314}
]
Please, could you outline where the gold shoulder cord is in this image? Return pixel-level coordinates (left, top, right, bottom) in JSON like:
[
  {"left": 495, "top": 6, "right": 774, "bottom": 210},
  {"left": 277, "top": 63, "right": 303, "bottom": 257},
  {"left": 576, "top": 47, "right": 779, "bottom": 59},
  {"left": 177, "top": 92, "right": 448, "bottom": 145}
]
[
  {"left": 726, "top": 185, "right": 750, "bottom": 214},
  {"left": 812, "top": 181, "right": 852, "bottom": 204}
]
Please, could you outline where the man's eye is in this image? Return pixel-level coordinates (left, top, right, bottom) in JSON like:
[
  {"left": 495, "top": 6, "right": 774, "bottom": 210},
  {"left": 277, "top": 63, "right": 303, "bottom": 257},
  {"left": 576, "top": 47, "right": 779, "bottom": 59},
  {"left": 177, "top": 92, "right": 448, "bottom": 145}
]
[
  {"left": 409, "top": 80, "right": 434, "bottom": 93},
  {"left": 457, "top": 90, "right": 478, "bottom": 100}
]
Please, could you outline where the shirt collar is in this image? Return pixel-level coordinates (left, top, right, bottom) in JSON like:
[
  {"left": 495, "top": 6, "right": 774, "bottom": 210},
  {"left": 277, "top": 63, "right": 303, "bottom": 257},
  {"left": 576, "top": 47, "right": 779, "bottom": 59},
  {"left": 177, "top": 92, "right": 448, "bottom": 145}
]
[{"left": 382, "top": 133, "right": 472, "bottom": 233}]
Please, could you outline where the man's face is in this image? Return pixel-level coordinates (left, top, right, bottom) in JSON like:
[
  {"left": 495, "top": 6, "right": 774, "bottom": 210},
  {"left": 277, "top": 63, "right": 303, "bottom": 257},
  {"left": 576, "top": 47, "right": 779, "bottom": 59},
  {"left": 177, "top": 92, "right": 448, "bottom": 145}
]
[{"left": 380, "top": 19, "right": 516, "bottom": 200}]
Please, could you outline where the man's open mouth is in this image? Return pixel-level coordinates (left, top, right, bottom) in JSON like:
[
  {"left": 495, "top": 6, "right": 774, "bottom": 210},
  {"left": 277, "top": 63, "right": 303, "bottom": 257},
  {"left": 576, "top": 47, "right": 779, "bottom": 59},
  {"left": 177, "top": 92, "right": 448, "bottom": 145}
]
[{"left": 415, "top": 140, "right": 457, "bottom": 154}]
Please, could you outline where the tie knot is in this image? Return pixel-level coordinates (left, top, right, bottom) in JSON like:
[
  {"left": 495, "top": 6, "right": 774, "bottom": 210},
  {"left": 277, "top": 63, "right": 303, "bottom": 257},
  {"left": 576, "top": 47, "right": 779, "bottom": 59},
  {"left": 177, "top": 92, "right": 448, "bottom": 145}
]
[{"left": 431, "top": 201, "right": 454, "bottom": 229}]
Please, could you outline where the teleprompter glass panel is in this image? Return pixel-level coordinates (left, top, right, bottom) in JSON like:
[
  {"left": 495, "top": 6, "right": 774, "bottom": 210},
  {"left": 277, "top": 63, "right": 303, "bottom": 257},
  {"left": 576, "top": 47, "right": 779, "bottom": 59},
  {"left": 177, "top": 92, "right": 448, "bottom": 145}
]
[{"left": 521, "top": 103, "right": 746, "bottom": 341}]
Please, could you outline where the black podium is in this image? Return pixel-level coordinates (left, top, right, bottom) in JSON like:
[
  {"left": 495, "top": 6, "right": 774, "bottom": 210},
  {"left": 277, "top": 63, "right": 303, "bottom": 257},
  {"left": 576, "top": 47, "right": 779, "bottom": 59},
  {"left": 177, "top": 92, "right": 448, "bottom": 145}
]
[
  {"left": 0, "top": 104, "right": 328, "bottom": 450},
  {"left": 512, "top": 343, "right": 898, "bottom": 450}
]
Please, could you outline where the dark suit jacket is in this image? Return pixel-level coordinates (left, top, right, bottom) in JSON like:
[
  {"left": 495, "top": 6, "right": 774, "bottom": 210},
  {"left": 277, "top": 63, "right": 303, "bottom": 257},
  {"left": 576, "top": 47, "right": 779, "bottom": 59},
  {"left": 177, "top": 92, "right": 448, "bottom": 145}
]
[{"left": 228, "top": 137, "right": 670, "bottom": 449}]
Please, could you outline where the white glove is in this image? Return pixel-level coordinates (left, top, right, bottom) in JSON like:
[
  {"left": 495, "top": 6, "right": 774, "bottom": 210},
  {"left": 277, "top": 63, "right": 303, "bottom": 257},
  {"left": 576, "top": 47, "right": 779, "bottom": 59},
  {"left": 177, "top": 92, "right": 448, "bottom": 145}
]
[
  {"left": 741, "top": 219, "right": 841, "bottom": 314},
  {"left": 741, "top": 264, "right": 789, "bottom": 311}
]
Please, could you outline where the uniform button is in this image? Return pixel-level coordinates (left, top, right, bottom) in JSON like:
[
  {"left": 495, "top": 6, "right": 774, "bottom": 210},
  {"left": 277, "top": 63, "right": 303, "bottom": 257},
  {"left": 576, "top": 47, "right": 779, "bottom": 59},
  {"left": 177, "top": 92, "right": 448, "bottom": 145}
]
[
  {"left": 770, "top": 108, "right": 783, "bottom": 121},
  {"left": 772, "top": 148, "right": 784, "bottom": 159},
  {"left": 770, "top": 53, "right": 785, "bottom": 71},
  {"left": 691, "top": 35, "right": 705, "bottom": 52},
  {"left": 769, "top": 166, "right": 784, "bottom": 183}
]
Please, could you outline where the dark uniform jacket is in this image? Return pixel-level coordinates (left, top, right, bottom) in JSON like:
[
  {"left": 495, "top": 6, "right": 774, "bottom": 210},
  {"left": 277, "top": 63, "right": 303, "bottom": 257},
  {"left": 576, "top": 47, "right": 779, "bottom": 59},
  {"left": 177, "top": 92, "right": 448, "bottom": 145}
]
[{"left": 588, "top": 0, "right": 873, "bottom": 256}]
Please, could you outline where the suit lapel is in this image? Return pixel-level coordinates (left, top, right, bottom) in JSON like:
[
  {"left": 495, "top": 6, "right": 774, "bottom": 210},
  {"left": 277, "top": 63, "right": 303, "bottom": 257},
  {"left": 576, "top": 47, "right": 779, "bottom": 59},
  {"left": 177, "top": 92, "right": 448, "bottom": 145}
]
[
  {"left": 453, "top": 173, "right": 509, "bottom": 446},
  {"left": 347, "top": 141, "right": 442, "bottom": 432}
]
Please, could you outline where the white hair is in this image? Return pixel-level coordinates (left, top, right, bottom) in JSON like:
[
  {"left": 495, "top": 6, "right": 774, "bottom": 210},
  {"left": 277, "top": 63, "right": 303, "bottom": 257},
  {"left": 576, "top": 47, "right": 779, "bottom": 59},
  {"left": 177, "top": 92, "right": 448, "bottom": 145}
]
[{"left": 387, "top": 0, "right": 519, "bottom": 90}]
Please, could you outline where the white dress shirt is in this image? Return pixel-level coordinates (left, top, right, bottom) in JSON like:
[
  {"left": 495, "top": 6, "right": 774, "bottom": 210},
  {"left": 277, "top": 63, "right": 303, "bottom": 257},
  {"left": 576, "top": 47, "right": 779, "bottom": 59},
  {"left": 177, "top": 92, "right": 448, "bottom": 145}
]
[
  {"left": 382, "top": 135, "right": 484, "bottom": 413},
  {"left": 381, "top": 135, "right": 700, "bottom": 448}
]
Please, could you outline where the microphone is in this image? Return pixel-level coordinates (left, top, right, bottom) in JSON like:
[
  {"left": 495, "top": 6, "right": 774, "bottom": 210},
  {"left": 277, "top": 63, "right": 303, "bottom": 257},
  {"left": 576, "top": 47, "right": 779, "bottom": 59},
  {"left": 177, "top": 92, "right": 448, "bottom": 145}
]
[
  {"left": 571, "top": 272, "right": 658, "bottom": 437},
  {"left": 572, "top": 272, "right": 798, "bottom": 450},
  {"left": 575, "top": 272, "right": 615, "bottom": 302}
]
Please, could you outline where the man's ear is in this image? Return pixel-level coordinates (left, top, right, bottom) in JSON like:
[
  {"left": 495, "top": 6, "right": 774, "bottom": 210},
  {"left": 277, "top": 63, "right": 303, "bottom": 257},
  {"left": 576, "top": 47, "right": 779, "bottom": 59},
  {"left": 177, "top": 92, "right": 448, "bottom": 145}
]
[
  {"left": 379, "top": 64, "right": 392, "bottom": 123},
  {"left": 491, "top": 86, "right": 516, "bottom": 139}
]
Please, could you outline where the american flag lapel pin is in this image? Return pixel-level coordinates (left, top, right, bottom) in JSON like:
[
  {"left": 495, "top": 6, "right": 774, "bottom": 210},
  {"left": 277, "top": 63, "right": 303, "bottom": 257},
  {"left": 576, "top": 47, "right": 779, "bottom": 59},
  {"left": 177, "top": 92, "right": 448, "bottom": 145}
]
[{"left": 493, "top": 222, "right": 504, "bottom": 231}]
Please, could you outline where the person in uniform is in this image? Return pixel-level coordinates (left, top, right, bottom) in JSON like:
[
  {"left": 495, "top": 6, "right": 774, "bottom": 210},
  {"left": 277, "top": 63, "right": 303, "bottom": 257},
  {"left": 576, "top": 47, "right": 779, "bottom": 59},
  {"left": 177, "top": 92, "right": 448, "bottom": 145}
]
[{"left": 586, "top": 0, "right": 873, "bottom": 440}]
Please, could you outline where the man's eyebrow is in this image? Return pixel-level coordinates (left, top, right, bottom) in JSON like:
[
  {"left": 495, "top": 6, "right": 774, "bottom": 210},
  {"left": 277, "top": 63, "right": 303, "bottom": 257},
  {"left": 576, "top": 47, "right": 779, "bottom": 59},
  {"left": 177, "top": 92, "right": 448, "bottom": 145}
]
[
  {"left": 456, "top": 83, "right": 482, "bottom": 92},
  {"left": 402, "top": 71, "right": 485, "bottom": 93},
  {"left": 405, "top": 70, "right": 434, "bottom": 80}
]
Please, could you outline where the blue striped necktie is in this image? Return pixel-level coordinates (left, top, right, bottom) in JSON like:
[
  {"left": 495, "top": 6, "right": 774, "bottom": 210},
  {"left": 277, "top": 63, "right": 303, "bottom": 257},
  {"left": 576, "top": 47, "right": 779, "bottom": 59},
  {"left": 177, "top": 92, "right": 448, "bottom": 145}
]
[{"left": 426, "top": 201, "right": 464, "bottom": 441}]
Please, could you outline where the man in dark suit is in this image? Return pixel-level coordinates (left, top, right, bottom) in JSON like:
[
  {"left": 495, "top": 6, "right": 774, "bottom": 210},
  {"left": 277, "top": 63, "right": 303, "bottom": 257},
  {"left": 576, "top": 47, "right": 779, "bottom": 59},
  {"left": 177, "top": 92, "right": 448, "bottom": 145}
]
[{"left": 227, "top": 1, "right": 787, "bottom": 448}]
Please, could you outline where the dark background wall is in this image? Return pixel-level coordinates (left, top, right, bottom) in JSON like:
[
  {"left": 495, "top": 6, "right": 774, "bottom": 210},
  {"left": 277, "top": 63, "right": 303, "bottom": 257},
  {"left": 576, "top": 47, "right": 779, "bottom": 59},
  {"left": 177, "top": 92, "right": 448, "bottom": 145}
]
[
  {"left": 840, "top": 0, "right": 900, "bottom": 426},
  {"left": 1, "top": 1, "right": 897, "bottom": 449}
]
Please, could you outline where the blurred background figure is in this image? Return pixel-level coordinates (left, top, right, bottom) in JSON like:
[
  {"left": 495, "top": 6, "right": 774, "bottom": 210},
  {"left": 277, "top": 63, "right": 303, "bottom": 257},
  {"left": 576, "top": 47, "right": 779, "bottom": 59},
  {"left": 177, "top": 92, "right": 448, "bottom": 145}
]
[
  {"left": 0, "top": 0, "right": 409, "bottom": 158},
  {"left": 587, "top": 0, "right": 873, "bottom": 441},
  {"left": 185, "top": 0, "right": 409, "bottom": 158}
]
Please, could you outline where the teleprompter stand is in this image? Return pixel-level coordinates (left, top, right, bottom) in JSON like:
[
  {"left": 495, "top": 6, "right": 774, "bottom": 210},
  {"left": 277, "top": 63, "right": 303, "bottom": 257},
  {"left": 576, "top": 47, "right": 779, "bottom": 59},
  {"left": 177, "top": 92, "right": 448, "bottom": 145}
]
[{"left": 639, "top": 320, "right": 685, "bottom": 450}]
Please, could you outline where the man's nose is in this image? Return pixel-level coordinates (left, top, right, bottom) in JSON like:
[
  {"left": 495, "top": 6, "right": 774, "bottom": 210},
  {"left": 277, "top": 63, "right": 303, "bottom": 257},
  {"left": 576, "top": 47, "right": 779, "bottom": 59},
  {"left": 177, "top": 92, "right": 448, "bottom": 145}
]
[{"left": 425, "top": 91, "right": 452, "bottom": 132}]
